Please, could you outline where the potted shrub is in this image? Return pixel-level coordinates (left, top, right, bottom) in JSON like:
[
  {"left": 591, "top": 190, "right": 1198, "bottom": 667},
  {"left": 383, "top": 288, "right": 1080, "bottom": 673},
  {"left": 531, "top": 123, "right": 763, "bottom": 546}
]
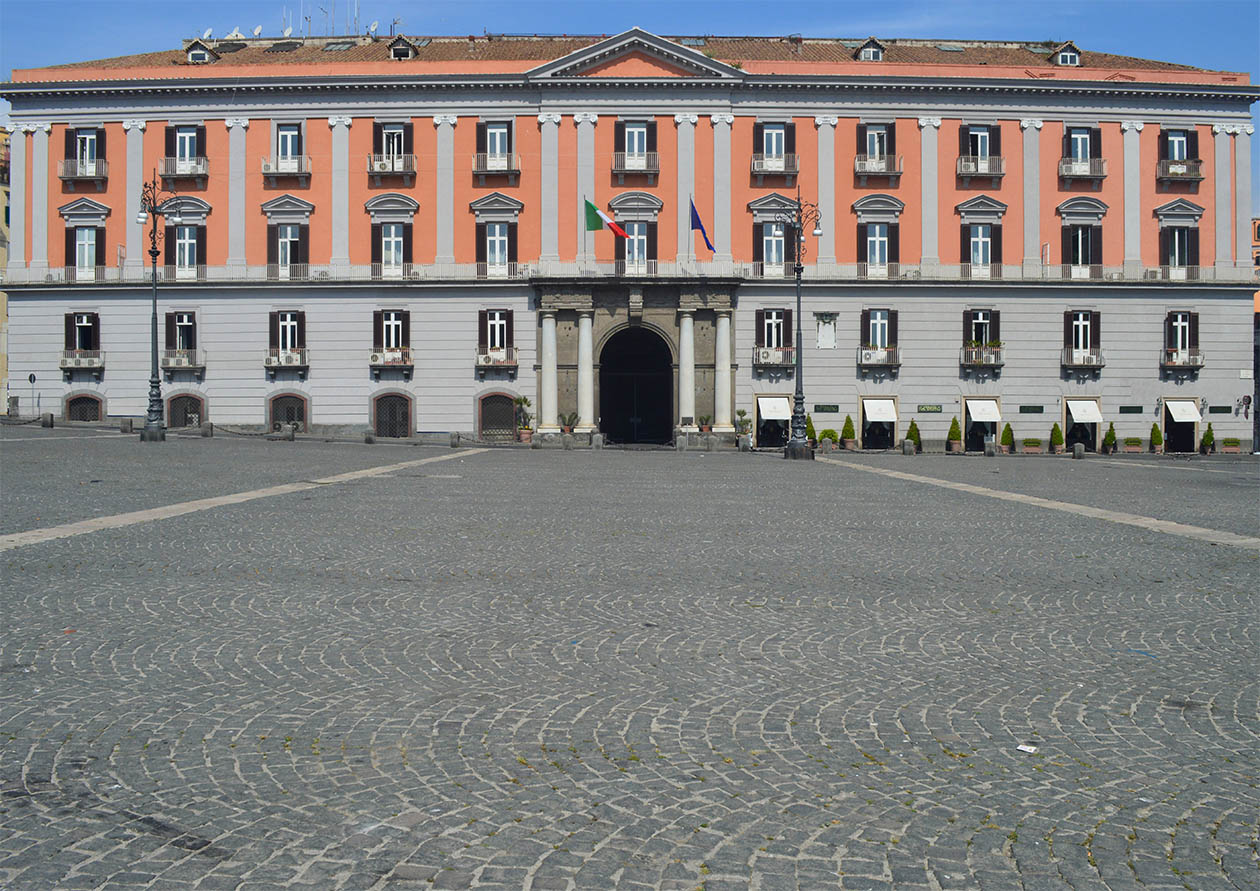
[
  {"left": 514, "top": 396, "right": 533, "bottom": 443},
  {"left": 805, "top": 414, "right": 816, "bottom": 447},
  {"left": 1149, "top": 422, "right": 1164, "bottom": 455},
  {"left": 1000, "top": 422, "right": 1014, "bottom": 454},
  {"left": 1221, "top": 437, "right": 1241, "bottom": 454},
  {"left": 818, "top": 428, "right": 839, "bottom": 446},
  {"left": 1122, "top": 436, "right": 1142, "bottom": 453},
  {"left": 905, "top": 419, "right": 922, "bottom": 453},
  {"left": 840, "top": 415, "right": 857, "bottom": 450},
  {"left": 1101, "top": 422, "right": 1117, "bottom": 455},
  {"left": 697, "top": 414, "right": 712, "bottom": 433},
  {"left": 1022, "top": 437, "right": 1043, "bottom": 454},
  {"left": 947, "top": 416, "right": 963, "bottom": 453},
  {"left": 558, "top": 411, "right": 578, "bottom": 434},
  {"left": 735, "top": 408, "right": 752, "bottom": 435},
  {"left": 1199, "top": 422, "right": 1215, "bottom": 455},
  {"left": 1049, "top": 422, "right": 1065, "bottom": 454}
]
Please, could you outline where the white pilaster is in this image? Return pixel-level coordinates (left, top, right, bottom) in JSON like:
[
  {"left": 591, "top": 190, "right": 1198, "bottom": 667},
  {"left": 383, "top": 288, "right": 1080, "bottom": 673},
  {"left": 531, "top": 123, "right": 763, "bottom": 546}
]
[
  {"left": 576, "top": 311, "right": 595, "bottom": 432},
  {"left": 29, "top": 123, "right": 50, "bottom": 271},
  {"left": 1020, "top": 119, "right": 1043, "bottom": 273},
  {"left": 918, "top": 117, "right": 941, "bottom": 274},
  {"left": 434, "top": 115, "right": 457, "bottom": 267},
  {"left": 225, "top": 118, "right": 249, "bottom": 270},
  {"left": 328, "top": 116, "right": 351, "bottom": 268},
  {"left": 675, "top": 114, "right": 697, "bottom": 265},
  {"left": 678, "top": 309, "right": 696, "bottom": 429},
  {"left": 1234, "top": 125, "right": 1252, "bottom": 268},
  {"left": 713, "top": 310, "right": 733, "bottom": 432},
  {"left": 1121, "top": 121, "right": 1144, "bottom": 275},
  {"left": 5, "top": 126, "right": 27, "bottom": 274},
  {"left": 710, "top": 114, "right": 733, "bottom": 266},
  {"left": 1213, "top": 124, "right": 1233, "bottom": 267},
  {"left": 815, "top": 117, "right": 838, "bottom": 266},
  {"left": 538, "top": 114, "right": 561, "bottom": 270},
  {"left": 122, "top": 120, "right": 146, "bottom": 270},
  {"left": 539, "top": 311, "right": 560, "bottom": 432},
  {"left": 575, "top": 113, "right": 596, "bottom": 261}
]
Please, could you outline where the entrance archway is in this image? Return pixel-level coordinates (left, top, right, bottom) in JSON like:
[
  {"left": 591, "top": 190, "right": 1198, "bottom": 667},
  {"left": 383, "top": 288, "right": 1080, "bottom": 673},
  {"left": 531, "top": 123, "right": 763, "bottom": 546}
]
[{"left": 599, "top": 326, "right": 673, "bottom": 444}]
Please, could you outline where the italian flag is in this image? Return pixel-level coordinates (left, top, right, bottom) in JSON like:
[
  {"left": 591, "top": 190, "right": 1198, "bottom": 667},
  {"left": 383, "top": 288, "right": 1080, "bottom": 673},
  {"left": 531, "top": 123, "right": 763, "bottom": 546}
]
[{"left": 584, "top": 199, "right": 628, "bottom": 238}]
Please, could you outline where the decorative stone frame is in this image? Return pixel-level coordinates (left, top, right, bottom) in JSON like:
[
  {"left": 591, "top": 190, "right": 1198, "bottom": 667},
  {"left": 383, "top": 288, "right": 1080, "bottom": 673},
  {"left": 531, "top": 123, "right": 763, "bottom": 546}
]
[
  {"left": 469, "top": 192, "right": 524, "bottom": 224},
  {"left": 157, "top": 195, "right": 212, "bottom": 225},
  {"left": 955, "top": 195, "right": 1008, "bottom": 225},
  {"left": 1056, "top": 196, "right": 1108, "bottom": 227},
  {"left": 369, "top": 389, "right": 415, "bottom": 438},
  {"left": 364, "top": 192, "right": 419, "bottom": 224},
  {"left": 63, "top": 391, "right": 105, "bottom": 421},
  {"left": 1153, "top": 198, "right": 1204, "bottom": 229},
  {"left": 266, "top": 391, "right": 310, "bottom": 433},
  {"left": 747, "top": 192, "right": 800, "bottom": 224},
  {"left": 260, "top": 194, "right": 316, "bottom": 225},
  {"left": 608, "top": 191, "right": 663, "bottom": 224},
  {"left": 852, "top": 193, "right": 905, "bottom": 224},
  {"left": 58, "top": 197, "right": 110, "bottom": 229}
]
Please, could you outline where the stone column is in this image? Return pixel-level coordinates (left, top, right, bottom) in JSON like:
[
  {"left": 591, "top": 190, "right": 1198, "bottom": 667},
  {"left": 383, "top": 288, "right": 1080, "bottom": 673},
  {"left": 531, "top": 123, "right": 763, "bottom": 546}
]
[
  {"left": 918, "top": 117, "right": 941, "bottom": 275},
  {"left": 539, "top": 311, "right": 560, "bottom": 432},
  {"left": 5, "top": 125, "right": 27, "bottom": 275},
  {"left": 710, "top": 114, "right": 733, "bottom": 267},
  {"left": 122, "top": 120, "right": 146, "bottom": 272},
  {"left": 1234, "top": 125, "right": 1252, "bottom": 268},
  {"left": 538, "top": 114, "right": 561, "bottom": 271},
  {"left": 1020, "top": 119, "right": 1043, "bottom": 274},
  {"left": 576, "top": 310, "right": 595, "bottom": 432},
  {"left": 575, "top": 114, "right": 596, "bottom": 262},
  {"left": 713, "top": 310, "right": 733, "bottom": 432},
  {"left": 225, "top": 118, "right": 249, "bottom": 271},
  {"left": 29, "top": 123, "right": 50, "bottom": 272},
  {"left": 328, "top": 116, "right": 351, "bottom": 269},
  {"left": 815, "top": 117, "right": 837, "bottom": 268},
  {"left": 678, "top": 309, "right": 696, "bottom": 430},
  {"left": 675, "top": 114, "right": 697, "bottom": 266},
  {"left": 1213, "top": 124, "right": 1233, "bottom": 268},
  {"left": 1121, "top": 121, "right": 1143, "bottom": 276},
  {"left": 434, "top": 115, "right": 457, "bottom": 267}
]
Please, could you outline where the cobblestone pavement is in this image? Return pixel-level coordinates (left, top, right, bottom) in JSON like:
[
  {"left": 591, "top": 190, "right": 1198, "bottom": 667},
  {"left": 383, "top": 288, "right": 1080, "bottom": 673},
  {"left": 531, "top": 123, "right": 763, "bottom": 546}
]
[{"left": 1, "top": 433, "right": 1257, "bottom": 890}]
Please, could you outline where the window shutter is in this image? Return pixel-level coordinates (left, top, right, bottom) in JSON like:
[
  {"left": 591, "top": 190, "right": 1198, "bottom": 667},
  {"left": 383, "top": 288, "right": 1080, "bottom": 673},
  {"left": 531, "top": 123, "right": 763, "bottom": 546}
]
[
  {"left": 95, "top": 228, "right": 104, "bottom": 266},
  {"left": 507, "top": 223, "right": 517, "bottom": 263},
  {"left": 647, "top": 222, "right": 657, "bottom": 260},
  {"left": 992, "top": 224, "right": 1002, "bottom": 264},
  {"left": 888, "top": 223, "right": 900, "bottom": 264},
  {"left": 165, "top": 127, "right": 176, "bottom": 157},
  {"left": 186, "top": 315, "right": 196, "bottom": 349},
  {"left": 888, "top": 310, "right": 899, "bottom": 346},
  {"left": 1061, "top": 130, "right": 1070, "bottom": 159},
  {"left": 784, "top": 122, "right": 796, "bottom": 155},
  {"left": 402, "top": 223, "right": 413, "bottom": 265},
  {"left": 293, "top": 125, "right": 303, "bottom": 155},
  {"left": 860, "top": 309, "right": 871, "bottom": 345},
  {"left": 505, "top": 122, "right": 513, "bottom": 155},
  {"left": 614, "top": 231, "right": 624, "bottom": 261},
  {"left": 753, "top": 122, "right": 764, "bottom": 154},
  {"left": 1089, "top": 128, "right": 1101, "bottom": 159},
  {"left": 64, "top": 128, "right": 75, "bottom": 160},
  {"left": 96, "top": 129, "right": 106, "bottom": 160},
  {"left": 614, "top": 121, "right": 625, "bottom": 152},
  {"left": 1188, "top": 312, "right": 1199, "bottom": 349},
  {"left": 475, "top": 122, "right": 487, "bottom": 154},
  {"left": 990, "top": 125, "right": 1001, "bottom": 158},
  {"left": 1157, "top": 130, "right": 1168, "bottom": 161},
  {"left": 296, "top": 312, "right": 306, "bottom": 348},
  {"left": 401, "top": 311, "right": 411, "bottom": 347},
  {"left": 373, "top": 310, "right": 383, "bottom": 349},
  {"left": 165, "top": 313, "right": 176, "bottom": 350},
  {"left": 505, "top": 310, "right": 514, "bottom": 348},
  {"left": 784, "top": 226, "right": 797, "bottom": 265},
  {"left": 196, "top": 228, "right": 206, "bottom": 272},
  {"left": 88, "top": 313, "right": 100, "bottom": 350},
  {"left": 1158, "top": 228, "right": 1169, "bottom": 266},
  {"left": 963, "top": 310, "right": 972, "bottom": 342},
  {"left": 164, "top": 226, "right": 175, "bottom": 266},
  {"left": 1063, "top": 311, "right": 1072, "bottom": 347},
  {"left": 64, "top": 313, "right": 75, "bottom": 349},
  {"left": 298, "top": 226, "right": 309, "bottom": 265},
  {"left": 960, "top": 225, "right": 970, "bottom": 265},
  {"left": 65, "top": 228, "right": 75, "bottom": 267},
  {"left": 646, "top": 121, "right": 657, "bottom": 152},
  {"left": 1187, "top": 128, "right": 1199, "bottom": 160},
  {"left": 1091, "top": 311, "right": 1101, "bottom": 346},
  {"left": 371, "top": 223, "right": 381, "bottom": 265},
  {"left": 959, "top": 124, "right": 969, "bottom": 158},
  {"left": 989, "top": 310, "right": 1000, "bottom": 342},
  {"left": 856, "top": 123, "right": 867, "bottom": 155},
  {"left": 196, "top": 126, "right": 206, "bottom": 157},
  {"left": 475, "top": 223, "right": 486, "bottom": 263},
  {"left": 885, "top": 121, "right": 896, "bottom": 157},
  {"left": 269, "top": 312, "right": 279, "bottom": 348},
  {"left": 1188, "top": 229, "right": 1200, "bottom": 266},
  {"left": 267, "top": 226, "right": 278, "bottom": 265},
  {"left": 373, "top": 123, "right": 383, "bottom": 155},
  {"left": 1062, "top": 227, "right": 1073, "bottom": 265},
  {"left": 857, "top": 223, "right": 867, "bottom": 263},
  {"left": 783, "top": 309, "right": 793, "bottom": 348},
  {"left": 1089, "top": 226, "right": 1102, "bottom": 266},
  {"left": 754, "top": 309, "right": 765, "bottom": 348},
  {"left": 1164, "top": 312, "right": 1175, "bottom": 349},
  {"left": 478, "top": 310, "right": 488, "bottom": 348},
  {"left": 403, "top": 123, "right": 413, "bottom": 154},
  {"left": 752, "top": 223, "right": 763, "bottom": 262}
]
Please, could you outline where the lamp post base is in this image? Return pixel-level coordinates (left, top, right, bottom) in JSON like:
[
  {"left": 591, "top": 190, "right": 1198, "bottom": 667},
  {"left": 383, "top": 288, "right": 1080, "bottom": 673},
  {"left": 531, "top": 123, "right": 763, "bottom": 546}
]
[
  {"left": 139, "top": 427, "right": 166, "bottom": 442},
  {"left": 783, "top": 441, "right": 814, "bottom": 460}
]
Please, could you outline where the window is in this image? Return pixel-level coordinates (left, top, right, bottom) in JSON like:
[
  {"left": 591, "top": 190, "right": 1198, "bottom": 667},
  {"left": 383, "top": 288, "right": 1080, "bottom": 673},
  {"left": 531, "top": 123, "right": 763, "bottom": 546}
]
[
  {"left": 968, "top": 126, "right": 990, "bottom": 159},
  {"left": 1068, "top": 128, "right": 1091, "bottom": 161},
  {"left": 71, "top": 313, "right": 98, "bottom": 351},
  {"left": 77, "top": 130, "right": 97, "bottom": 175},
  {"left": 1057, "top": 50, "right": 1079, "bottom": 66},
  {"left": 764, "top": 309, "right": 785, "bottom": 349},
  {"left": 485, "top": 123, "right": 510, "bottom": 170},
  {"left": 175, "top": 225, "right": 198, "bottom": 278},
  {"left": 754, "top": 309, "right": 792, "bottom": 352},
  {"left": 279, "top": 224, "right": 301, "bottom": 277},
  {"left": 763, "top": 223, "right": 785, "bottom": 270},
  {"left": 174, "top": 313, "right": 195, "bottom": 350},
  {"left": 624, "top": 221, "right": 649, "bottom": 270},
  {"left": 380, "top": 310, "right": 408, "bottom": 350},
  {"left": 866, "top": 124, "right": 888, "bottom": 158},
  {"left": 1070, "top": 311, "right": 1092, "bottom": 352},
  {"left": 472, "top": 203, "right": 520, "bottom": 276},
  {"left": 868, "top": 309, "right": 890, "bottom": 348},
  {"left": 857, "top": 309, "right": 898, "bottom": 358},
  {"left": 1168, "top": 312, "right": 1192, "bottom": 351},
  {"left": 174, "top": 126, "right": 199, "bottom": 173},
  {"left": 485, "top": 221, "right": 509, "bottom": 271},
  {"left": 391, "top": 44, "right": 413, "bottom": 60},
  {"left": 763, "top": 123, "right": 785, "bottom": 160},
  {"left": 860, "top": 46, "right": 882, "bottom": 61},
  {"left": 625, "top": 123, "right": 647, "bottom": 158},
  {"left": 867, "top": 223, "right": 889, "bottom": 266},
  {"left": 1167, "top": 228, "right": 1190, "bottom": 267},
  {"left": 1160, "top": 226, "right": 1199, "bottom": 279},
  {"left": 968, "top": 310, "right": 991, "bottom": 344},
  {"left": 486, "top": 310, "right": 509, "bottom": 351},
  {"left": 381, "top": 222, "right": 405, "bottom": 274},
  {"left": 277, "top": 125, "right": 301, "bottom": 171},
  {"left": 1062, "top": 225, "right": 1101, "bottom": 275},
  {"left": 1167, "top": 130, "right": 1187, "bottom": 161},
  {"left": 275, "top": 311, "right": 303, "bottom": 352},
  {"left": 1164, "top": 312, "right": 1199, "bottom": 362},
  {"left": 189, "top": 50, "right": 209, "bottom": 63},
  {"left": 969, "top": 224, "right": 992, "bottom": 267},
  {"left": 382, "top": 124, "right": 405, "bottom": 159},
  {"left": 75, "top": 228, "right": 97, "bottom": 279}
]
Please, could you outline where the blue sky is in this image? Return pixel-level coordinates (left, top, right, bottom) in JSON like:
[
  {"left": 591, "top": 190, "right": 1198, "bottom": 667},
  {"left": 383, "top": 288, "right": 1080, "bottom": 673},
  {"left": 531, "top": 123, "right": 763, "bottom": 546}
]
[{"left": 2, "top": 0, "right": 1258, "bottom": 203}]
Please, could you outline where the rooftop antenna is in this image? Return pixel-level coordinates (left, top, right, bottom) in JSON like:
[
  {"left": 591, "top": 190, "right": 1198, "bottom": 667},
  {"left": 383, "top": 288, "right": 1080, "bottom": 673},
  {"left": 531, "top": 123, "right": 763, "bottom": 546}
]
[
  {"left": 202, "top": 27, "right": 213, "bottom": 39},
  {"left": 368, "top": 19, "right": 378, "bottom": 36},
  {"left": 390, "top": 16, "right": 402, "bottom": 36},
  {"left": 319, "top": 5, "right": 328, "bottom": 35},
  {"left": 253, "top": 25, "right": 263, "bottom": 36}
]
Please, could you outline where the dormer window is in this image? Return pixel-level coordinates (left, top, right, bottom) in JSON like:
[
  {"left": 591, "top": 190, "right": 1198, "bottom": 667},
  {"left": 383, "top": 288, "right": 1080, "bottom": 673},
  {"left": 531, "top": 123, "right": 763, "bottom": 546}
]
[
  {"left": 189, "top": 50, "right": 209, "bottom": 63},
  {"left": 1058, "top": 50, "right": 1079, "bottom": 66},
  {"left": 389, "top": 39, "right": 415, "bottom": 61},
  {"left": 860, "top": 46, "right": 882, "bottom": 61},
  {"left": 184, "top": 41, "right": 217, "bottom": 64}
]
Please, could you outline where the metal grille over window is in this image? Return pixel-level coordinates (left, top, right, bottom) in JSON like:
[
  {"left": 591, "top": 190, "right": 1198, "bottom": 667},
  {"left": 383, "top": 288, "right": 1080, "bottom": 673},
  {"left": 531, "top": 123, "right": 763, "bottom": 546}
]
[
  {"left": 168, "top": 395, "right": 203, "bottom": 428},
  {"left": 271, "top": 396, "right": 306, "bottom": 431},
  {"left": 374, "top": 395, "right": 410, "bottom": 438},
  {"left": 67, "top": 396, "right": 101, "bottom": 421},
  {"left": 479, "top": 394, "right": 516, "bottom": 442}
]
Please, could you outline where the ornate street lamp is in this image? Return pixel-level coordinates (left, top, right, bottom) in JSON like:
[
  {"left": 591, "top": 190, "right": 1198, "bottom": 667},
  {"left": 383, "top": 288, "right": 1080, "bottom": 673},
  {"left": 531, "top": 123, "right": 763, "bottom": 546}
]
[
  {"left": 773, "top": 184, "right": 823, "bottom": 460},
  {"left": 135, "top": 175, "right": 179, "bottom": 442}
]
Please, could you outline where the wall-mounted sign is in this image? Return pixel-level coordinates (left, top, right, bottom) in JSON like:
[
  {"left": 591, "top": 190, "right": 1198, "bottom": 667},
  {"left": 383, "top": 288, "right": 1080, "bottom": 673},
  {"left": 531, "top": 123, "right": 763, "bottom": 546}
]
[
  {"left": 916, "top": 404, "right": 942, "bottom": 413},
  {"left": 1118, "top": 405, "right": 1143, "bottom": 414},
  {"left": 813, "top": 404, "right": 840, "bottom": 413},
  {"left": 1018, "top": 405, "right": 1044, "bottom": 414}
]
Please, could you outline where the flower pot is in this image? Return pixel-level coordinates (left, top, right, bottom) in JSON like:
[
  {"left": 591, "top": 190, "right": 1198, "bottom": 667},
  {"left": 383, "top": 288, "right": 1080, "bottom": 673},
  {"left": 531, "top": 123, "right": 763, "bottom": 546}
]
[
  {"left": 1123, "top": 444, "right": 1141, "bottom": 453},
  {"left": 842, "top": 438, "right": 857, "bottom": 450},
  {"left": 947, "top": 439, "right": 963, "bottom": 453},
  {"left": 1051, "top": 444, "right": 1063, "bottom": 454},
  {"left": 1000, "top": 444, "right": 1012, "bottom": 454},
  {"left": 518, "top": 429, "right": 532, "bottom": 444},
  {"left": 1222, "top": 444, "right": 1240, "bottom": 454},
  {"left": 700, "top": 425, "right": 712, "bottom": 433},
  {"left": 561, "top": 425, "right": 573, "bottom": 434},
  {"left": 1150, "top": 444, "right": 1163, "bottom": 454}
]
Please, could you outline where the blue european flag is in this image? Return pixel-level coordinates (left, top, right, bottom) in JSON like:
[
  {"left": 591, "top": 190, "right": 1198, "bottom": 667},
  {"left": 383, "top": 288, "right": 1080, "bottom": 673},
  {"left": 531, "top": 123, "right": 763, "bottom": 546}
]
[{"left": 689, "top": 199, "right": 716, "bottom": 253}]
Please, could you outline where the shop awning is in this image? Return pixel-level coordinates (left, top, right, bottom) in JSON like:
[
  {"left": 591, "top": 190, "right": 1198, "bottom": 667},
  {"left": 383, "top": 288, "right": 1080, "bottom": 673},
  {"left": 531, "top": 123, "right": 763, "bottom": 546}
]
[
  {"left": 966, "top": 398, "right": 1001, "bottom": 422},
  {"left": 1166, "top": 400, "right": 1202, "bottom": 423},
  {"left": 863, "top": 398, "right": 898, "bottom": 422},
  {"left": 757, "top": 396, "right": 792, "bottom": 420},
  {"left": 1066, "top": 399, "right": 1104, "bottom": 424}
]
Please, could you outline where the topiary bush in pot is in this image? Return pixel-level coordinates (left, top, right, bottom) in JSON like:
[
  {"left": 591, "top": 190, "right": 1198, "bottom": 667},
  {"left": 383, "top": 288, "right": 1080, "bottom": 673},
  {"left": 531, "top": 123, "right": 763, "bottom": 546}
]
[{"left": 906, "top": 419, "right": 922, "bottom": 453}]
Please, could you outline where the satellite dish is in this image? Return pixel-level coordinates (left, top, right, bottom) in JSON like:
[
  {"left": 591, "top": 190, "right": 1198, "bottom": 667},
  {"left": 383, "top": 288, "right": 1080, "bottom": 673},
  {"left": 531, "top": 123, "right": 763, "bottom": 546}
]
[
  {"left": 253, "top": 25, "right": 262, "bottom": 36},
  {"left": 203, "top": 27, "right": 213, "bottom": 39},
  {"left": 283, "top": 25, "right": 292, "bottom": 37},
  {"left": 226, "top": 27, "right": 243, "bottom": 38},
  {"left": 369, "top": 20, "right": 378, "bottom": 34}
]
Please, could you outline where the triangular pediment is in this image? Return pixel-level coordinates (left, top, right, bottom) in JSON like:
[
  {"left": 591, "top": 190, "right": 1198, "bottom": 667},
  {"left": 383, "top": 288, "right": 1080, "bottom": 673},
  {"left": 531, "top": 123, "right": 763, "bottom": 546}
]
[
  {"left": 261, "top": 194, "right": 316, "bottom": 214},
  {"left": 527, "top": 29, "right": 743, "bottom": 81},
  {"left": 747, "top": 192, "right": 800, "bottom": 213},
  {"left": 469, "top": 192, "right": 524, "bottom": 213},
  {"left": 1153, "top": 198, "right": 1204, "bottom": 219},
  {"left": 956, "top": 195, "right": 1009, "bottom": 223},
  {"left": 58, "top": 197, "right": 111, "bottom": 218}
]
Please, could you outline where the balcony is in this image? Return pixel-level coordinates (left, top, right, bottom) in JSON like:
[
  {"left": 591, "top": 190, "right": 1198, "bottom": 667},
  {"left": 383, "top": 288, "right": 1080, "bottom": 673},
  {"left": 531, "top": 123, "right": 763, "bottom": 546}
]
[
  {"left": 261, "top": 155, "right": 312, "bottom": 185},
  {"left": 58, "top": 158, "right": 109, "bottom": 191},
  {"left": 59, "top": 349, "right": 105, "bottom": 380},
  {"left": 264, "top": 347, "right": 309, "bottom": 379},
  {"left": 857, "top": 345, "right": 900, "bottom": 369},
  {"left": 63, "top": 265, "right": 105, "bottom": 284},
  {"left": 1155, "top": 265, "right": 1202, "bottom": 282},
  {"left": 854, "top": 154, "right": 903, "bottom": 184},
  {"left": 960, "top": 344, "right": 1004, "bottom": 368},
  {"left": 955, "top": 155, "right": 1006, "bottom": 185},
  {"left": 615, "top": 259, "right": 657, "bottom": 277},
  {"left": 161, "top": 348, "right": 205, "bottom": 381},
  {"left": 472, "top": 152, "right": 521, "bottom": 185},
  {"left": 752, "top": 345, "right": 795, "bottom": 369},
  {"left": 371, "top": 263, "right": 421, "bottom": 281},
  {"left": 163, "top": 264, "right": 208, "bottom": 283},
  {"left": 1160, "top": 348, "right": 1206, "bottom": 370},
  {"left": 367, "top": 153, "right": 416, "bottom": 186},
  {"left": 1059, "top": 264, "right": 1105, "bottom": 282},
  {"left": 475, "top": 262, "right": 528, "bottom": 279},
  {"left": 750, "top": 153, "right": 799, "bottom": 185},
  {"left": 1155, "top": 159, "right": 1204, "bottom": 183},
  {"left": 612, "top": 152, "right": 660, "bottom": 184},
  {"left": 750, "top": 262, "right": 795, "bottom": 279},
  {"left": 1061, "top": 347, "right": 1105, "bottom": 370},
  {"left": 475, "top": 345, "right": 519, "bottom": 378},
  {"left": 1058, "top": 157, "right": 1107, "bottom": 182},
  {"left": 961, "top": 263, "right": 1003, "bottom": 281},
  {"left": 267, "top": 263, "right": 311, "bottom": 282},
  {"left": 160, "top": 156, "right": 209, "bottom": 187},
  {"left": 857, "top": 262, "right": 902, "bottom": 280},
  {"left": 369, "top": 347, "right": 414, "bottom": 381}
]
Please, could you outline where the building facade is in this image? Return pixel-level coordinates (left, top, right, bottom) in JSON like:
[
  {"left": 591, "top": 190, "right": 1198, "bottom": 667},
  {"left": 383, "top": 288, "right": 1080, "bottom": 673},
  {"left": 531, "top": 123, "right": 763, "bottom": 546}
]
[
  {"left": 1, "top": 128, "right": 10, "bottom": 413},
  {"left": 2, "top": 29, "right": 1256, "bottom": 449}
]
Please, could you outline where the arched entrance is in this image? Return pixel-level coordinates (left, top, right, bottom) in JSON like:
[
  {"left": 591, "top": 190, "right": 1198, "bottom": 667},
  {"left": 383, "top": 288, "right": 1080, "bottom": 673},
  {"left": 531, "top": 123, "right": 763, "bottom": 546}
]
[
  {"left": 167, "top": 395, "right": 204, "bottom": 428},
  {"left": 599, "top": 326, "right": 673, "bottom": 444},
  {"left": 269, "top": 394, "right": 308, "bottom": 432},
  {"left": 65, "top": 395, "right": 102, "bottom": 421},
  {"left": 373, "top": 393, "right": 412, "bottom": 438},
  {"left": 478, "top": 393, "right": 516, "bottom": 442}
]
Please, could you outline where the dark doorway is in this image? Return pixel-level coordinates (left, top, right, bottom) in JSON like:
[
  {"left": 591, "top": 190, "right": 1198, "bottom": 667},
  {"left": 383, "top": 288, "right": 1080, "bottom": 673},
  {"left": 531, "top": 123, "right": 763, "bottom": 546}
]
[
  {"left": 479, "top": 394, "right": 516, "bottom": 442},
  {"left": 757, "top": 416, "right": 788, "bottom": 448},
  {"left": 168, "top": 395, "right": 203, "bottom": 428},
  {"left": 66, "top": 395, "right": 101, "bottom": 421},
  {"left": 270, "top": 395, "right": 307, "bottom": 432},
  {"left": 599, "top": 326, "right": 673, "bottom": 444},
  {"left": 965, "top": 418, "right": 995, "bottom": 452},
  {"left": 1164, "top": 406, "right": 1196, "bottom": 453},
  {"left": 374, "top": 394, "right": 411, "bottom": 437},
  {"left": 1065, "top": 422, "right": 1096, "bottom": 452}
]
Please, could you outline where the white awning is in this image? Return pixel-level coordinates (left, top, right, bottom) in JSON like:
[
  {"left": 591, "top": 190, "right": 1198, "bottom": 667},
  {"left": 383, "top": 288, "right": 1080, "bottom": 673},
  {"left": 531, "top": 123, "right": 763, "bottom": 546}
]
[
  {"left": 1166, "top": 399, "right": 1202, "bottom": 423},
  {"left": 1066, "top": 399, "right": 1104, "bottom": 424},
  {"left": 966, "top": 398, "right": 1002, "bottom": 422},
  {"left": 863, "top": 398, "right": 898, "bottom": 422},
  {"left": 757, "top": 396, "right": 792, "bottom": 420}
]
